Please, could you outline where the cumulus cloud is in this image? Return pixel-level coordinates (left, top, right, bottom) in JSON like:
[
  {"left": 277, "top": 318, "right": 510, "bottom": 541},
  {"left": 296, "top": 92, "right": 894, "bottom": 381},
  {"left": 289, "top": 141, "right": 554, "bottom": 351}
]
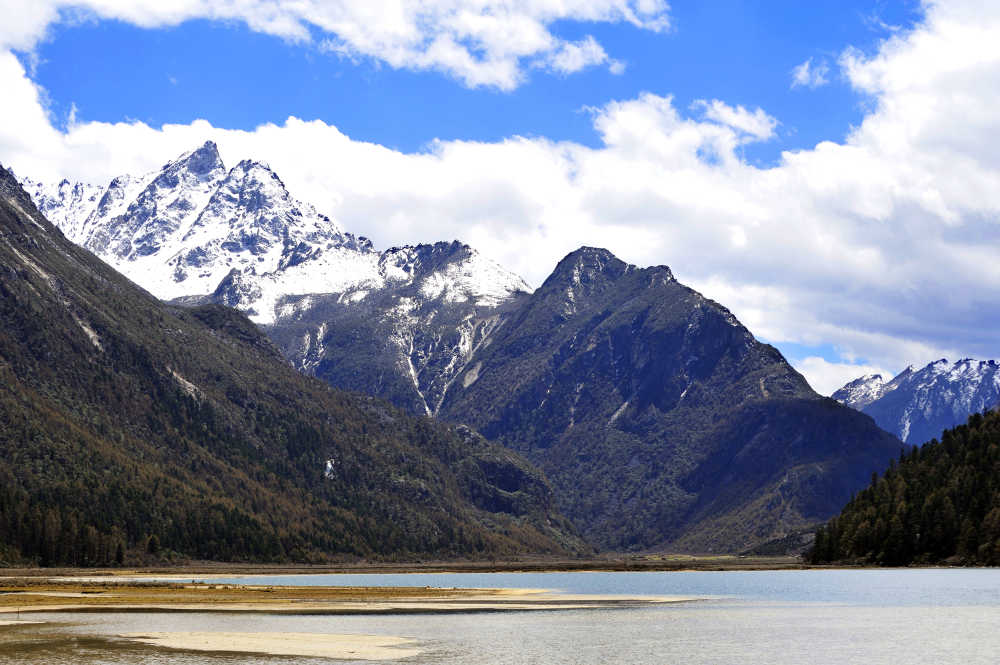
[
  {"left": 542, "top": 36, "right": 617, "bottom": 75},
  {"left": 0, "top": 0, "right": 670, "bottom": 90},
  {"left": 3, "top": 0, "right": 1000, "bottom": 392},
  {"left": 791, "top": 57, "right": 830, "bottom": 89},
  {"left": 694, "top": 99, "right": 778, "bottom": 141},
  {"left": 794, "top": 357, "right": 893, "bottom": 396}
]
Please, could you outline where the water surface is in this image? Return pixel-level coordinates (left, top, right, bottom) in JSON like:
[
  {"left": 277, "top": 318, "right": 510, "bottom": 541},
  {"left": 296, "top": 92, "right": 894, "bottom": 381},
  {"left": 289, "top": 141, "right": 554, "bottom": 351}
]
[{"left": 3, "top": 569, "right": 998, "bottom": 664}]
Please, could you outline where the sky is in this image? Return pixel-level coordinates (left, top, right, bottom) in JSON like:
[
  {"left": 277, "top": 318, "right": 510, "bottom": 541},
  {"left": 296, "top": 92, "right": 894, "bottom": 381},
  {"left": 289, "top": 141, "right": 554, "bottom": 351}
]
[{"left": 1, "top": 0, "right": 998, "bottom": 395}]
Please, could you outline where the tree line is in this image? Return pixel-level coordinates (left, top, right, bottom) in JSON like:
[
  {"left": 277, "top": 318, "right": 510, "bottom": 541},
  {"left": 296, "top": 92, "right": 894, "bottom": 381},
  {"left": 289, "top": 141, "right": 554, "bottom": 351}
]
[{"left": 808, "top": 410, "right": 1000, "bottom": 565}]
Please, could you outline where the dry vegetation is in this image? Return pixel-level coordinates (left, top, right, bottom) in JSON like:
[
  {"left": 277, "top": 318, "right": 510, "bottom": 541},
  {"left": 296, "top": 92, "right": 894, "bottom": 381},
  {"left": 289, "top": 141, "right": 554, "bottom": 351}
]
[{"left": 0, "top": 579, "right": 489, "bottom": 612}]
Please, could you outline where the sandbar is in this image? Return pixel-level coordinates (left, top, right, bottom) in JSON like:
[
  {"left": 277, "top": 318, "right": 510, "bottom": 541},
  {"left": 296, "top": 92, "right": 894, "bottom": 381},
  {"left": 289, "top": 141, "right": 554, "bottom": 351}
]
[
  {"left": 0, "top": 580, "right": 697, "bottom": 615},
  {"left": 120, "top": 631, "right": 420, "bottom": 660}
]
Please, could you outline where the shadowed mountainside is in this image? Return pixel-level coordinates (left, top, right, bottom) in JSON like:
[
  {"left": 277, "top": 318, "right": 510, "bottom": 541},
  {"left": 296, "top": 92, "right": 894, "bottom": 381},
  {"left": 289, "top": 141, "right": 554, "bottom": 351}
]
[
  {"left": 0, "top": 163, "right": 584, "bottom": 566},
  {"left": 437, "top": 248, "right": 904, "bottom": 552}
]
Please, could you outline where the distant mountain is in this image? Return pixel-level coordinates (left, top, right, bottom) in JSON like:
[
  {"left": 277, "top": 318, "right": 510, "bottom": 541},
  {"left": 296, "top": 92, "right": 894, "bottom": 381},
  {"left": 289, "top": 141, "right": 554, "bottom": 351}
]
[
  {"left": 435, "top": 247, "right": 902, "bottom": 552},
  {"left": 833, "top": 359, "right": 1000, "bottom": 444},
  {"left": 831, "top": 374, "right": 888, "bottom": 411},
  {"left": 808, "top": 409, "right": 1000, "bottom": 566},
  {"left": 0, "top": 162, "right": 582, "bottom": 566}
]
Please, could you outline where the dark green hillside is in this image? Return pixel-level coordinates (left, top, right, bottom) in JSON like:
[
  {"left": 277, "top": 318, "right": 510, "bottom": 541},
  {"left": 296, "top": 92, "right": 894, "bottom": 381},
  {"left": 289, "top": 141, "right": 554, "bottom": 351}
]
[
  {"left": 808, "top": 410, "right": 1000, "bottom": 566},
  {"left": 0, "top": 165, "right": 583, "bottom": 566}
]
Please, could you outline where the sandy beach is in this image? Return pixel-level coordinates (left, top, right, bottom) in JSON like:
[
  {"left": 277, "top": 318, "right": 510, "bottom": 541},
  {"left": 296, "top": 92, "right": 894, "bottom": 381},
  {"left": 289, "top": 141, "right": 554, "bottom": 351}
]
[
  {"left": 0, "top": 579, "right": 697, "bottom": 660},
  {"left": 120, "top": 631, "right": 422, "bottom": 660}
]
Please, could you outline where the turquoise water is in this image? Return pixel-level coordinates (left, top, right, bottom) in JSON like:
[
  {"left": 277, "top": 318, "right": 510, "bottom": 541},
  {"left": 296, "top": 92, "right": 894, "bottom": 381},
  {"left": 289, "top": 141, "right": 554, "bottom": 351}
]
[
  {"left": 3, "top": 569, "right": 999, "bottom": 664},
  {"left": 205, "top": 568, "right": 1000, "bottom": 606}
]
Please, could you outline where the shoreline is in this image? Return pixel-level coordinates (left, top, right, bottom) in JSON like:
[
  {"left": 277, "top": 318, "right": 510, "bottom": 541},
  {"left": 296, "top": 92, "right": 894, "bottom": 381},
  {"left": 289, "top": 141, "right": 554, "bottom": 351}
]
[
  {"left": 0, "top": 580, "right": 698, "bottom": 616},
  {"left": 0, "top": 554, "right": 807, "bottom": 579}
]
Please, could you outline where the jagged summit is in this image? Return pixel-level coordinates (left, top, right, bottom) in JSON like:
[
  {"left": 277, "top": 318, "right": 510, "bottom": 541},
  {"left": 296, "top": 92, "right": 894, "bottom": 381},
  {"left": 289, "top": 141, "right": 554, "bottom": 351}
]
[
  {"left": 835, "top": 358, "right": 1000, "bottom": 444},
  {"left": 174, "top": 140, "right": 225, "bottom": 176},
  {"left": 831, "top": 373, "right": 887, "bottom": 410},
  {"left": 546, "top": 247, "right": 674, "bottom": 289},
  {"left": 20, "top": 142, "right": 532, "bottom": 321},
  {"left": 436, "top": 243, "right": 897, "bottom": 551}
]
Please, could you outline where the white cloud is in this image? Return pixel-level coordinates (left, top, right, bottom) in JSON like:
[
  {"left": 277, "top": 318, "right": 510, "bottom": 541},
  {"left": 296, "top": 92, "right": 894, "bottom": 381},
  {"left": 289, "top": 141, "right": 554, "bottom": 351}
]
[
  {"left": 791, "top": 57, "right": 830, "bottom": 89},
  {"left": 793, "top": 357, "right": 893, "bottom": 397},
  {"left": 543, "top": 36, "right": 613, "bottom": 75},
  {"left": 0, "top": 1, "right": 671, "bottom": 90},
  {"left": 3, "top": 0, "right": 1000, "bottom": 380},
  {"left": 694, "top": 99, "right": 778, "bottom": 141}
]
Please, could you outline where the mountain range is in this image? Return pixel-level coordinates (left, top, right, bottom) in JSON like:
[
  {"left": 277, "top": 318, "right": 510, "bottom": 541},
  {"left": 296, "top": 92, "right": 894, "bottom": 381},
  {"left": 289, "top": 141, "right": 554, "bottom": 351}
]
[
  {"left": 0, "top": 162, "right": 582, "bottom": 565},
  {"left": 834, "top": 359, "right": 1000, "bottom": 445},
  {"left": 19, "top": 144, "right": 904, "bottom": 554}
]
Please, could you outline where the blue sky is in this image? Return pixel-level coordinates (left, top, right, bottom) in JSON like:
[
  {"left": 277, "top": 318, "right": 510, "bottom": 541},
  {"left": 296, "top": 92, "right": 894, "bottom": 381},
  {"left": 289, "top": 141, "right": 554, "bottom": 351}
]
[
  {"left": 29, "top": 1, "right": 920, "bottom": 164},
  {"left": 6, "top": 0, "right": 1000, "bottom": 395}
]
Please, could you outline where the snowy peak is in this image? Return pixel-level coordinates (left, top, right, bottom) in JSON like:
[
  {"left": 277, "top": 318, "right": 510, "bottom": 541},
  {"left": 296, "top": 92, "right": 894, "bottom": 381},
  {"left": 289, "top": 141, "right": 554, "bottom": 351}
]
[
  {"left": 379, "top": 241, "right": 530, "bottom": 307},
  {"left": 831, "top": 373, "right": 886, "bottom": 410},
  {"left": 17, "top": 142, "right": 366, "bottom": 307},
  {"left": 177, "top": 140, "right": 226, "bottom": 178},
  {"left": 18, "top": 176, "right": 103, "bottom": 241},
  {"left": 835, "top": 358, "right": 1000, "bottom": 444},
  {"left": 91, "top": 174, "right": 146, "bottom": 230},
  {"left": 188, "top": 158, "right": 343, "bottom": 244},
  {"left": 18, "top": 143, "right": 531, "bottom": 327},
  {"left": 89, "top": 141, "right": 227, "bottom": 261}
]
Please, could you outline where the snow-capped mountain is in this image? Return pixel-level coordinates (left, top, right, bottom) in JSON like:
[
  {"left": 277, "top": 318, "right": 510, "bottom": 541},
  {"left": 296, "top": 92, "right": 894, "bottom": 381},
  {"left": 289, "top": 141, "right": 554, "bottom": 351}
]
[
  {"left": 832, "top": 374, "right": 888, "bottom": 411},
  {"left": 14, "top": 156, "right": 903, "bottom": 553},
  {"left": 20, "top": 141, "right": 531, "bottom": 408},
  {"left": 20, "top": 140, "right": 527, "bottom": 324},
  {"left": 834, "top": 359, "right": 1000, "bottom": 444},
  {"left": 23, "top": 141, "right": 372, "bottom": 318}
]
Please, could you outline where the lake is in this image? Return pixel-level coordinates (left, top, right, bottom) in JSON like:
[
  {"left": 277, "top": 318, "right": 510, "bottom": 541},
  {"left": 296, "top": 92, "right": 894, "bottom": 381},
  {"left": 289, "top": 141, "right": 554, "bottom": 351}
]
[{"left": 2, "top": 569, "right": 999, "bottom": 664}]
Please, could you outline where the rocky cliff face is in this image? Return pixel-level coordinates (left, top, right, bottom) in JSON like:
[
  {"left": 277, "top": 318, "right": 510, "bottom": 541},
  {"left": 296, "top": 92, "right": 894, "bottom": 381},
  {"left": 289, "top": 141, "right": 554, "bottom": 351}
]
[{"left": 834, "top": 359, "right": 1000, "bottom": 444}]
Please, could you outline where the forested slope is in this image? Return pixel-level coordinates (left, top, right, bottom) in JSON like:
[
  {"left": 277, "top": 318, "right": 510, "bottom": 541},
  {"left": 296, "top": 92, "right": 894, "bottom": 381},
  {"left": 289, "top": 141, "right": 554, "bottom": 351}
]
[
  {"left": 808, "top": 410, "right": 1000, "bottom": 565},
  {"left": 0, "top": 164, "right": 583, "bottom": 566}
]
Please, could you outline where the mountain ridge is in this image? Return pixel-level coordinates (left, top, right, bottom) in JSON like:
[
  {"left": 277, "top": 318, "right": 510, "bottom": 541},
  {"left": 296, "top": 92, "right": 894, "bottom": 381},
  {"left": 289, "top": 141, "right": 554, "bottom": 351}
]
[
  {"left": 435, "top": 246, "right": 902, "bottom": 551},
  {"left": 22, "top": 147, "right": 903, "bottom": 554},
  {"left": 0, "top": 161, "right": 584, "bottom": 565},
  {"left": 834, "top": 358, "right": 1000, "bottom": 444}
]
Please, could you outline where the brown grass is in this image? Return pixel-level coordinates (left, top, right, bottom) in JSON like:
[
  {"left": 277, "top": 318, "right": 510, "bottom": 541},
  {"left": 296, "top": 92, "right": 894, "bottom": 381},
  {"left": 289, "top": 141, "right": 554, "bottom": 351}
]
[{"left": 0, "top": 579, "right": 485, "bottom": 612}]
